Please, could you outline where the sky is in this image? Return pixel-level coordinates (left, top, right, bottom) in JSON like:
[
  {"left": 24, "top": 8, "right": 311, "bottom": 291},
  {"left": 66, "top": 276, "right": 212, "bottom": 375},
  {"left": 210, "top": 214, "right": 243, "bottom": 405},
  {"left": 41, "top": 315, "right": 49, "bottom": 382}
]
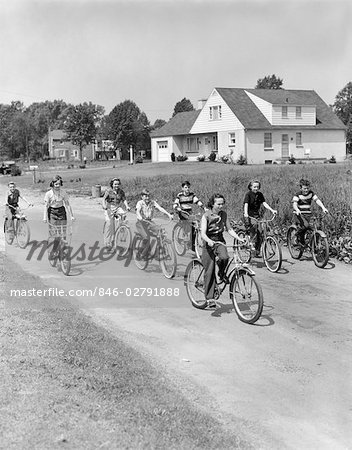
[{"left": 0, "top": 0, "right": 351, "bottom": 123}]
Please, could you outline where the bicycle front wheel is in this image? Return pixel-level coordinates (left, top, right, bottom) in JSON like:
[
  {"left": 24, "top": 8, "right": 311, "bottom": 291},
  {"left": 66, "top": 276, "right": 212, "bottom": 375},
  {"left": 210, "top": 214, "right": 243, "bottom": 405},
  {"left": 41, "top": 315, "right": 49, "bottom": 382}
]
[
  {"left": 172, "top": 223, "right": 187, "bottom": 256},
  {"left": 60, "top": 243, "right": 71, "bottom": 276},
  {"left": 230, "top": 270, "right": 263, "bottom": 324},
  {"left": 287, "top": 226, "right": 303, "bottom": 260},
  {"left": 194, "top": 229, "right": 203, "bottom": 259},
  {"left": 159, "top": 240, "right": 177, "bottom": 279},
  {"left": 115, "top": 224, "right": 132, "bottom": 257},
  {"left": 184, "top": 259, "right": 207, "bottom": 309},
  {"left": 311, "top": 231, "right": 329, "bottom": 268},
  {"left": 132, "top": 235, "right": 149, "bottom": 270},
  {"left": 16, "top": 220, "right": 30, "bottom": 249},
  {"left": 4, "top": 219, "right": 14, "bottom": 245},
  {"left": 263, "top": 235, "right": 282, "bottom": 273}
]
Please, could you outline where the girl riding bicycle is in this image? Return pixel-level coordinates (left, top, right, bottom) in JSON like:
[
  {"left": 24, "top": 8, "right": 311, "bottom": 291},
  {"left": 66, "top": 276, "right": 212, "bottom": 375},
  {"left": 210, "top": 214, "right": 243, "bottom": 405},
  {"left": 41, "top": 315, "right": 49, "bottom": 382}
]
[
  {"left": 102, "top": 178, "right": 130, "bottom": 250},
  {"left": 243, "top": 180, "right": 277, "bottom": 257},
  {"left": 201, "top": 193, "right": 244, "bottom": 308}
]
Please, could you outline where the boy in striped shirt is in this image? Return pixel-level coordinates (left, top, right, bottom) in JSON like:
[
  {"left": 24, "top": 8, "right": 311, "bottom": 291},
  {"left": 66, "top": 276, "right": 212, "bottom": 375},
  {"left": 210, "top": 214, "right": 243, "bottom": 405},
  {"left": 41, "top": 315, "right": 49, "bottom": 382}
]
[
  {"left": 173, "top": 181, "right": 204, "bottom": 252},
  {"left": 292, "top": 179, "right": 328, "bottom": 245}
]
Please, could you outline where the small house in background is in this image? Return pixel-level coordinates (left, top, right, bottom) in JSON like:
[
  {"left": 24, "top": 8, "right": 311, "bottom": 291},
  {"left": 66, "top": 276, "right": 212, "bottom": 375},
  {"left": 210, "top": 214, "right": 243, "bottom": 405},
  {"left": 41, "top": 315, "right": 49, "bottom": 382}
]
[
  {"left": 95, "top": 140, "right": 119, "bottom": 160},
  {"left": 150, "top": 88, "right": 346, "bottom": 164},
  {"left": 48, "top": 129, "right": 97, "bottom": 161}
]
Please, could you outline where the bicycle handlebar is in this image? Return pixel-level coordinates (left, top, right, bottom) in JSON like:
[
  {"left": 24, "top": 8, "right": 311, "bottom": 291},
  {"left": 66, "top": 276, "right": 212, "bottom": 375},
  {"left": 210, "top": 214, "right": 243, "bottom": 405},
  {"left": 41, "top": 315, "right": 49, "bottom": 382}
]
[
  {"left": 247, "top": 213, "right": 277, "bottom": 223},
  {"left": 5, "top": 203, "right": 33, "bottom": 211}
]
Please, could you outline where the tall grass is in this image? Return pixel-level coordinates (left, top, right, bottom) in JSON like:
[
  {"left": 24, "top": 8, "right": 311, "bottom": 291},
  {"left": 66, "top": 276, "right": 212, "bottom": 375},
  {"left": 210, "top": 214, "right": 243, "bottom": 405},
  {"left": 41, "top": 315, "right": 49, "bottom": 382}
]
[{"left": 118, "top": 164, "right": 352, "bottom": 240}]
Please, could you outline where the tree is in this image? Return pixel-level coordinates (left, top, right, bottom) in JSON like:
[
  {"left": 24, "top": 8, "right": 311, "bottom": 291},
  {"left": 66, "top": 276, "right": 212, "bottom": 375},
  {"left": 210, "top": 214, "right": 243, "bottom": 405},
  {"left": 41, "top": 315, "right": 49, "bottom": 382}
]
[
  {"left": 63, "top": 102, "right": 104, "bottom": 161},
  {"left": 152, "top": 119, "right": 166, "bottom": 130},
  {"left": 106, "top": 100, "right": 150, "bottom": 159},
  {"left": 255, "top": 74, "right": 283, "bottom": 90},
  {"left": 333, "top": 82, "right": 352, "bottom": 153},
  {"left": 172, "top": 98, "right": 194, "bottom": 117}
]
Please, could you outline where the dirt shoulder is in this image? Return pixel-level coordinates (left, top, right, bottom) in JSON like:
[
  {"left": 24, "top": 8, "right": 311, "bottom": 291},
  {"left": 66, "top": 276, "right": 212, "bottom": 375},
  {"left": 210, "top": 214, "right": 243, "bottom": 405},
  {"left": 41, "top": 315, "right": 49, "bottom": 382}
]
[{"left": 0, "top": 253, "right": 251, "bottom": 449}]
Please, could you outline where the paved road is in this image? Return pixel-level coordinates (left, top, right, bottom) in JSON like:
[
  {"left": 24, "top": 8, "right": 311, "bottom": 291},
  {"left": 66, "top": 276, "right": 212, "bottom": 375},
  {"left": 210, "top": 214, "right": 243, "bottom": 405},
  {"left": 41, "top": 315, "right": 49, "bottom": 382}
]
[{"left": 3, "top": 194, "right": 352, "bottom": 449}]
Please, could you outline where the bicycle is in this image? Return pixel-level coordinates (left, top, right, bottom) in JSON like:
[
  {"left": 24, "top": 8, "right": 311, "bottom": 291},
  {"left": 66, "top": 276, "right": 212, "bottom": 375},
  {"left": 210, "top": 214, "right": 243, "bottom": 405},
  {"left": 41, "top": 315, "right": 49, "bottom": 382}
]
[
  {"left": 287, "top": 214, "right": 329, "bottom": 268},
  {"left": 132, "top": 219, "right": 177, "bottom": 279},
  {"left": 184, "top": 242, "right": 264, "bottom": 324},
  {"left": 244, "top": 214, "right": 282, "bottom": 273},
  {"left": 4, "top": 203, "right": 31, "bottom": 248},
  {"left": 172, "top": 211, "right": 203, "bottom": 259},
  {"left": 102, "top": 210, "right": 132, "bottom": 256},
  {"left": 47, "top": 223, "right": 73, "bottom": 276}
]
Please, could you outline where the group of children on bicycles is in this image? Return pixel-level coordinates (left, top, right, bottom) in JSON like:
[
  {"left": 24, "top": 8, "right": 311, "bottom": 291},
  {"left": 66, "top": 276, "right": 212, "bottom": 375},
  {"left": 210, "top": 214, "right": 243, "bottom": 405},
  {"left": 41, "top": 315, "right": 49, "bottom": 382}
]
[{"left": 5, "top": 175, "right": 329, "bottom": 307}]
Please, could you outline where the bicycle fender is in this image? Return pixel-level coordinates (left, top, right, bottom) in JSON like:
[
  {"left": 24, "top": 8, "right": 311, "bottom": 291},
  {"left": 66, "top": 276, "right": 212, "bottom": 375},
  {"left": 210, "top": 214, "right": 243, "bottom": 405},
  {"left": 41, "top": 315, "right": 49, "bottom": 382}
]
[{"left": 240, "top": 266, "right": 256, "bottom": 276}]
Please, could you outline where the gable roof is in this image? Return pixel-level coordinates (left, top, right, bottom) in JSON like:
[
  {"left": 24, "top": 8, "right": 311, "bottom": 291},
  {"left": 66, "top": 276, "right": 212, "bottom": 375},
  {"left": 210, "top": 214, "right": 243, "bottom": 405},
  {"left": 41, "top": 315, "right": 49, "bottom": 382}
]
[
  {"left": 50, "top": 129, "right": 68, "bottom": 140},
  {"left": 215, "top": 88, "right": 346, "bottom": 130},
  {"left": 150, "top": 110, "right": 201, "bottom": 138}
]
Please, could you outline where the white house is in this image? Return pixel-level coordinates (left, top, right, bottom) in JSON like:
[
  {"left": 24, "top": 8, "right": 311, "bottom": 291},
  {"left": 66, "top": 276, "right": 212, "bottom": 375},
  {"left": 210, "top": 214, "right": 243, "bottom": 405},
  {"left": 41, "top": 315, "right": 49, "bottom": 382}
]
[{"left": 150, "top": 88, "right": 346, "bottom": 164}]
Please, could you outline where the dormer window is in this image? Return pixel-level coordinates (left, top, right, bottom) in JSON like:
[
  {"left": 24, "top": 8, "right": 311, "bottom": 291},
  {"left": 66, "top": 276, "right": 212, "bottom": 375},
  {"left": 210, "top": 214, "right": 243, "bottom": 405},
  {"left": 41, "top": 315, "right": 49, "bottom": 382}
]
[
  {"left": 296, "top": 106, "right": 302, "bottom": 118},
  {"left": 209, "top": 105, "right": 222, "bottom": 120},
  {"left": 282, "top": 106, "right": 288, "bottom": 118}
]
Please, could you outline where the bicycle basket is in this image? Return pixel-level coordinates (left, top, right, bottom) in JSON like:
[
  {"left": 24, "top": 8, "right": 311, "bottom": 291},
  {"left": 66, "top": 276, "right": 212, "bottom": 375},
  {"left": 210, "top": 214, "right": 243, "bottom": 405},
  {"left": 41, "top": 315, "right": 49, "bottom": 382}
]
[{"left": 48, "top": 223, "right": 72, "bottom": 238}]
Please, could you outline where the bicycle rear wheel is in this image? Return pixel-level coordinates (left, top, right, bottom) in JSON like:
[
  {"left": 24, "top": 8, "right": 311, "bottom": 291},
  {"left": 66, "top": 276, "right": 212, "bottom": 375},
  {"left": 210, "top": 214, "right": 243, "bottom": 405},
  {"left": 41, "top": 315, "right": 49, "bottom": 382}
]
[
  {"left": 115, "top": 224, "right": 132, "bottom": 257},
  {"left": 60, "top": 243, "right": 71, "bottom": 276},
  {"left": 132, "top": 235, "right": 149, "bottom": 270},
  {"left": 263, "top": 235, "right": 282, "bottom": 273},
  {"left": 16, "top": 220, "right": 30, "bottom": 249},
  {"left": 172, "top": 223, "right": 187, "bottom": 256},
  {"left": 184, "top": 259, "right": 207, "bottom": 309},
  {"left": 4, "top": 219, "right": 14, "bottom": 245},
  {"left": 230, "top": 270, "right": 263, "bottom": 324},
  {"left": 159, "top": 239, "right": 177, "bottom": 279},
  {"left": 287, "top": 226, "right": 303, "bottom": 259},
  {"left": 234, "top": 230, "right": 251, "bottom": 263},
  {"left": 311, "top": 231, "right": 329, "bottom": 268}
]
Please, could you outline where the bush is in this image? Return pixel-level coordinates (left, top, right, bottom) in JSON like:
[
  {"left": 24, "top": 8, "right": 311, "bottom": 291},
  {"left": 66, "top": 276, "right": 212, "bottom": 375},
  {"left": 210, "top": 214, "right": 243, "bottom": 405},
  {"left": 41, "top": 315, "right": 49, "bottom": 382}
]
[
  {"left": 208, "top": 151, "right": 217, "bottom": 162},
  {"left": 236, "top": 154, "right": 247, "bottom": 165},
  {"left": 329, "top": 155, "right": 336, "bottom": 164},
  {"left": 176, "top": 155, "right": 188, "bottom": 162},
  {"left": 288, "top": 155, "right": 296, "bottom": 164},
  {"left": 134, "top": 156, "right": 143, "bottom": 164},
  {"left": 221, "top": 155, "right": 229, "bottom": 164},
  {"left": 197, "top": 154, "right": 205, "bottom": 162}
]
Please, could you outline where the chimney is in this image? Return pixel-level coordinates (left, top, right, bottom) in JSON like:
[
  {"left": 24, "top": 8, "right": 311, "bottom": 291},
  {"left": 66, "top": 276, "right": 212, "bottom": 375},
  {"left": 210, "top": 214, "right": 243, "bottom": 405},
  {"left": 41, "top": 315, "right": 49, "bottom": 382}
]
[{"left": 197, "top": 99, "right": 207, "bottom": 110}]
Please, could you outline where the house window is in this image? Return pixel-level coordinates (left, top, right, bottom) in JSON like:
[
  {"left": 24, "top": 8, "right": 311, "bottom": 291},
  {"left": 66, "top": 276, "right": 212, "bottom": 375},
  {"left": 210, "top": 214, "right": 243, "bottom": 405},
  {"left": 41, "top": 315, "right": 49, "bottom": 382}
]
[
  {"left": 282, "top": 106, "right": 288, "bottom": 118},
  {"left": 229, "top": 132, "right": 236, "bottom": 146},
  {"left": 265, "top": 160, "right": 272, "bottom": 164},
  {"left": 209, "top": 105, "right": 222, "bottom": 120},
  {"left": 296, "top": 132, "right": 302, "bottom": 146},
  {"left": 296, "top": 106, "right": 302, "bottom": 118},
  {"left": 186, "top": 137, "right": 199, "bottom": 153},
  {"left": 157, "top": 141, "right": 168, "bottom": 149},
  {"left": 264, "top": 132, "right": 272, "bottom": 149},
  {"left": 212, "top": 135, "right": 218, "bottom": 151}
]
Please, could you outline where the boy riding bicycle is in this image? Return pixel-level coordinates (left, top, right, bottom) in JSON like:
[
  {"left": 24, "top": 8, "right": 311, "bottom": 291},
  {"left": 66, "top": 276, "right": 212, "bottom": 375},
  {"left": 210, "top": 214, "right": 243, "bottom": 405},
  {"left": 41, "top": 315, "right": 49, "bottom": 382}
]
[
  {"left": 173, "top": 181, "right": 204, "bottom": 252},
  {"left": 136, "top": 188, "right": 173, "bottom": 259},
  {"left": 102, "top": 178, "right": 130, "bottom": 250},
  {"left": 5, "top": 182, "right": 32, "bottom": 232},
  {"left": 292, "top": 178, "right": 328, "bottom": 246}
]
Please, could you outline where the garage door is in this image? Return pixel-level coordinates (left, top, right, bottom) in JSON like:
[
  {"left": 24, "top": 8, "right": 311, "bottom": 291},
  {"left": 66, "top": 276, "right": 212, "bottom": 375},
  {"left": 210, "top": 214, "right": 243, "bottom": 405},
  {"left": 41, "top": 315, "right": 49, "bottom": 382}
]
[{"left": 157, "top": 141, "right": 170, "bottom": 162}]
